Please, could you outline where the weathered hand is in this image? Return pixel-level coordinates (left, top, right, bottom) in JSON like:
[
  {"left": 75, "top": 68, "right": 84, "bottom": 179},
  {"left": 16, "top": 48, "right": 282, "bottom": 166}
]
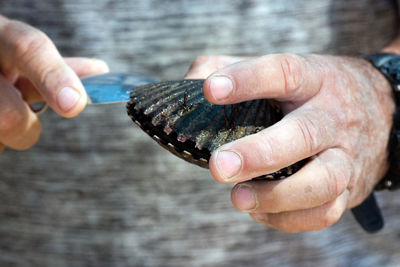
[
  {"left": 0, "top": 15, "right": 109, "bottom": 153},
  {"left": 186, "top": 54, "right": 395, "bottom": 232}
]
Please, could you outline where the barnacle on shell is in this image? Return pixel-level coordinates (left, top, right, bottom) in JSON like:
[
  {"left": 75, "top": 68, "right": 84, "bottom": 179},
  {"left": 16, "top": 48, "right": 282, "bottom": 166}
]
[{"left": 127, "top": 79, "right": 305, "bottom": 179}]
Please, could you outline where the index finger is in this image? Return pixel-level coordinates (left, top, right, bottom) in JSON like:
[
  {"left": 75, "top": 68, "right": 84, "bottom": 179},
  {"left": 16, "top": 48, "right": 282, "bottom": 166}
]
[
  {"left": 0, "top": 16, "right": 87, "bottom": 118},
  {"left": 203, "top": 54, "right": 324, "bottom": 105},
  {"left": 209, "top": 107, "right": 336, "bottom": 183}
]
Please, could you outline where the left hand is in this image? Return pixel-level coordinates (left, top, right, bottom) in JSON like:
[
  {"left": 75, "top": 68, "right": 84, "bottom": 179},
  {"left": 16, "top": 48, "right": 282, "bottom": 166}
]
[{"left": 185, "top": 54, "right": 395, "bottom": 232}]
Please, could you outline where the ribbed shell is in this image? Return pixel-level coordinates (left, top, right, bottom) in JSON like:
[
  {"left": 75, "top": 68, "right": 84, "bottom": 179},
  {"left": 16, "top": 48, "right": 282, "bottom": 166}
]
[{"left": 127, "top": 80, "right": 304, "bottom": 178}]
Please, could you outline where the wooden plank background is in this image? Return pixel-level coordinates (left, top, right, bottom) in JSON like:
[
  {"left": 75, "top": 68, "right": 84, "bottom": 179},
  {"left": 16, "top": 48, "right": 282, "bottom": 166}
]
[{"left": 1, "top": 0, "right": 400, "bottom": 266}]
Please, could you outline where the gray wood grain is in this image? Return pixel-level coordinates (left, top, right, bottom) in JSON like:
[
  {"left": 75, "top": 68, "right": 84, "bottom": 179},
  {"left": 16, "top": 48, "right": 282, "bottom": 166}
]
[{"left": 1, "top": 0, "right": 400, "bottom": 266}]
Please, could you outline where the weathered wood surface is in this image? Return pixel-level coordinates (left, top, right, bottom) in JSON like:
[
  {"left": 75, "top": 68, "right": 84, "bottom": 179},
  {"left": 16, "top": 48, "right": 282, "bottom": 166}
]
[{"left": 1, "top": 0, "right": 400, "bottom": 266}]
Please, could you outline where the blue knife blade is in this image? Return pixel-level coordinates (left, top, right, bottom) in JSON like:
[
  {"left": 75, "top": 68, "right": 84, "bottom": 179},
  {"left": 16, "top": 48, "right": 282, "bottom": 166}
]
[{"left": 82, "top": 73, "right": 158, "bottom": 104}]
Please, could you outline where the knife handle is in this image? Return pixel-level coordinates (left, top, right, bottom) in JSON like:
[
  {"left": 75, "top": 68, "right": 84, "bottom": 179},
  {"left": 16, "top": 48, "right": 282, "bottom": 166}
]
[{"left": 351, "top": 193, "right": 384, "bottom": 233}]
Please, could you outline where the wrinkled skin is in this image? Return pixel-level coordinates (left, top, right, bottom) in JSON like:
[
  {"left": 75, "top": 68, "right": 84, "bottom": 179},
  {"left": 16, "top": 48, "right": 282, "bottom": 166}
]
[
  {"left": 0, "top": 15, "right": 109, "bottom": 152},
  {"left": 1, "top": 13, "right": 397, "bottom": 233},
  {"left": 185, "top": 54, "right": 395, "bottom": 232}
]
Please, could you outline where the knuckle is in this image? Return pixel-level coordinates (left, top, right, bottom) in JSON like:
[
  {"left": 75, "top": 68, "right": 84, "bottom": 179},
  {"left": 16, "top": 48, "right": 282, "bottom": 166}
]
[
  {"left": 277, "top": 54, "right": 304, "bottom": 95},
  {"left": 7, "top": 21, "right": 51, "bottom": 62},
  {"left": 38, "top": 63, "right": 63, "bottom": 88},
  {"left": 323, "top": 163, "right": 348, "bottom": 199},
  {"left": 293, "top": 115, "right": 322, "bottom": 154},
  {"left": 257, "top": 131, "right": 277, "bottom": 165}
]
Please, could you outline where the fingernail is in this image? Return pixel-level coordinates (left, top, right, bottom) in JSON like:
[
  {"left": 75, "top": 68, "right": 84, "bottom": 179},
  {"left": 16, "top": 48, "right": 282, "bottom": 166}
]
[
  {"left": 57, "top": 87, "right": 80, "bottom": 112},
  {"left": 234, "top": 184, "right": 258, "bottom": 211},
  {"left": 215, "top": 150, "right": 242, "bottom": 180},
  {"left": 209, "top": 75, "right": 233, "bottom": 101}
]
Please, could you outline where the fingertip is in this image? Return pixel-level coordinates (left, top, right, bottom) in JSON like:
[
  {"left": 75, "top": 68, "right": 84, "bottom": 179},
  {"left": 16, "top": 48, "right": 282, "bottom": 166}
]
[
  {"left": 44, "top": 64, "right": 88, "bottom": 118},
  {"left": 209, "top": 149, "right": 243, "bottom": 183},
  {"left": 5, "top": 110, "right": 42, "bottom": 150},
  {"left": 56, "top": 84, "right": 87, "bottom": 118},
  {"left": 208, "top": 152, "right": 222, "bottom": 181},
  {"left": 184, "top": 72, "right": 204, "bottom": 79},
  {"left": 64, "top": 57, "right": 110, "bottom": 78},
  {"left": 231, "top": 183, "right": 258, "bottom": 212},
  {"left": 203, "top": 74, "right": 235, "bottom": 104},
  {"left": 209, "top": 151, "right": 228, "bottom": 183},
  {"left": 14, "top": 116, "right": 42, "bottom": 150},
  {"left": 89, "top": 58, "right": 110, "bottom": 74}
]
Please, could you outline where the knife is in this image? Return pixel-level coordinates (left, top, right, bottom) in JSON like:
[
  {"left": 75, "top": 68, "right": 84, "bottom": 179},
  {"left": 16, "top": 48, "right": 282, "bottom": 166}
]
[
  {"left": 29, "top": 73, "right": 157, "bottom": 114},
  {"left": 82, "top": 73, "right": 158, "bottom": 104}
]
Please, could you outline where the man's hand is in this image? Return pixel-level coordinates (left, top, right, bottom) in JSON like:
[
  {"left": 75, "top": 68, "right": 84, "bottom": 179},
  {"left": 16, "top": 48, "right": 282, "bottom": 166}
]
[
  {"left": 0, "top": 15, "right": 109, "bottom": 153},
  {"left": 186, "top": 54, "right": 395, "bottom": 232}
]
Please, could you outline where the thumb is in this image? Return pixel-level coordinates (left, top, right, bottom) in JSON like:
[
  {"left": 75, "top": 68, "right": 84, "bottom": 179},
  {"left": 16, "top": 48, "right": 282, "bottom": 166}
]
[
  {"left": 0, "top": 18, "right": 86, "bottom": 118},
  {"left": 16, "top": 57, "right": 109, "bottom": 104}
]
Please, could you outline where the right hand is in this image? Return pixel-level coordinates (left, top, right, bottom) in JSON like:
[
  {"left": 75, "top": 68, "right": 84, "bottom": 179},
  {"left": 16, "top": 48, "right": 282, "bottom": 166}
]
[
  {"left": 0, "top": 15, "right": 109, "bottom": 153},
  {"left": 186, "top": 54, "right": 394, "bottom": 232}
]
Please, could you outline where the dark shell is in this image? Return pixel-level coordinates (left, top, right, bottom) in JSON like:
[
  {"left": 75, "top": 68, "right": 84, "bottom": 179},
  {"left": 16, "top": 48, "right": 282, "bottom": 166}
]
[{"left": 127, "top": 79, "right": 305, "bottom": 179}]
